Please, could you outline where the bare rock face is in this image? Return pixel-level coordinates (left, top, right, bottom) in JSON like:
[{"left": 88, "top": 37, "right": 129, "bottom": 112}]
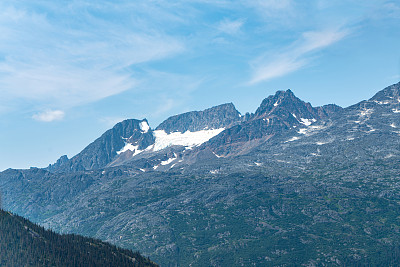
[
  {"left": 48, "top": 119, "right": 154, "bottom": 172},
  {"left": 156, "top": 103, "right": 241, "bottom": 133},
  {"left": 370, "top": 81, "right": 400, "bottom": 102},
  {"left": 200, "top": 89, "right": 342, "bottom": 156}
]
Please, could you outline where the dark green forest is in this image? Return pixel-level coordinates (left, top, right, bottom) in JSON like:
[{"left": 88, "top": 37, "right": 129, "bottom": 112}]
[{"left": 0, "top": 209, "right": 158, "bottom": 267}]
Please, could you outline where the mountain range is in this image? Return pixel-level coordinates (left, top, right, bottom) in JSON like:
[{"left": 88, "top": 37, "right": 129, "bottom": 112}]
[
  {"left": 1, "top": 82, "right": 400, "bottom": 266},
  {"left": 47, "top": 88, "right": 343, "bottom": 173}
]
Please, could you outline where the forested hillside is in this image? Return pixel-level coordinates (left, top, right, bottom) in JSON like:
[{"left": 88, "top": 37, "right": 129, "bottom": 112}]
[{"left": 0, "top": 209, "right": 157, "bottom": 267}]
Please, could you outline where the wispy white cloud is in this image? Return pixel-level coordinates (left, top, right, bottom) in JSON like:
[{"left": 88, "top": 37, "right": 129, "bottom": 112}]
[
  {"left": 250, "top": 57, "right": 308, "bottom": 84},
  {"left": 249, "top": 28, "right": 349, "bottom": 84},
  {"left": 246, "top": 0, "right": 296, "bottom": 23},
  {"left": 0, "top": 0, "right": 388, "bottom": 120},
  {"left": 298, "top": 30, "right": 349, "bottom": 53},
  {"left": 217, "top": 18, "right": 245, "bottom": 35},
  {"left": 0, "top": 61, "right": 137, "bottom": 107},
  {"left": 382, "top": 2, "right": 400, "bottom": 18},
  {"left": 32, "top": 110, "right": 65, "bottom": 122},
  {"left": 0, "top": 1, "right": 184, "bottom": 115}
]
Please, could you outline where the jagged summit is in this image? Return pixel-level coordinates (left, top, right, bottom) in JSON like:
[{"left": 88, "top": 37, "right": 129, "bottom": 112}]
[
  {"left": 254, "top": 89, "right": 296, "bottom": 116},
  {"left": 48, "top": 118, "right": 154, "bottom": 172},
  {"left": 156, "top": 103, "right": 241, "bottom": 133},
  {"left": 198, "top": 89, "right": 343, "bottom": 157},
  {"left": 47, "top": 89, "right": 344, "bottom": 172},
  {"left": 370, "top": 81, "right": 400, "bottom": 103},
  {"left": 254, "top": 89, "right": 341, "bottom": 124}
]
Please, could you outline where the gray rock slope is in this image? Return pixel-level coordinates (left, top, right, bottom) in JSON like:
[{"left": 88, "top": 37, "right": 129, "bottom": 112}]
[
  {"left": 48, "top": 103, "right": 243, "bottom": 173},
  {"left": 156, "top": 103, "right": 242, "bottom": 133},
  {"left": 198, "top": 89, "right": 342, "bottom": 156},
  {"left": 48, "top": 119, "right": 154, "bottom": 172}
]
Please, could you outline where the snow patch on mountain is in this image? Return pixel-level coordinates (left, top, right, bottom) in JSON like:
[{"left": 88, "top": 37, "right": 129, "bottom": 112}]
[
  {"left": 152, "top": 155, "right": 177, "bottom": 170},
  {"left": 140, "top": 121, "right": 150, "bottom": 133},
  {"left": 285, "top": 136, "right": 300, "bottom": 142},
  {"left": 161, "top": 157, "right": 176, "bottom": 165},
  {"left": 316, "top": 140, "right": 334, "bottom": 145},
  {"left": 374, "top": 100, "right": 391, "bottom": 105},
  {"left": 367, "top": 125, "right": 376, "bottom": 132},
  {"left": 212, "top": 151, "right": 223, "bottom": 158},
  {"left": 117, "top": 143, "right": 143, "bottom": 156},
  {"left": 161, "top": 154, "right": 177, "bottom": 165},
  {"left": 310, "top": 148, "right": 321, "bottom": 156},
  {"left": 300, "top": 118, "right": 316, "bottom": 126},
  {"left": 359, "top": 109, "right": 373, "bottom": 117},
  {"left": 298, "top": 128, "right": 308, "bottom": 134},
  {"left": 152, "top": 128, "right": 225, "bottom": 151}
]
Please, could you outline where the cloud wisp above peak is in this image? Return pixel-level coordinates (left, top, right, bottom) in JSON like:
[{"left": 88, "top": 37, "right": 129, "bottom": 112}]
[
  {"left": 0, "top": 1, "right": 185, "bottom": 115},
  {"left": 248, "top": 27, "right": 350, "bottom": 85},
  {"left": 32, "top": 110, "right": 65, "bottom": 122},
  {"left": 217, "top": 18, "right": 245, "bottom": 35},
  {"left": 0, "top": 0, "right": 394, "bottom": 121}
]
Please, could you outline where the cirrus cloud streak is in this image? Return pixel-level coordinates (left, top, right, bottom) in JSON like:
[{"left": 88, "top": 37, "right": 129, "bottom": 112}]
[
  {"left": 249, "top": 28, "right": 350, "bottom": 84},
  {"left": 0, "top": 1, "right": 184, "bottom": 115}
]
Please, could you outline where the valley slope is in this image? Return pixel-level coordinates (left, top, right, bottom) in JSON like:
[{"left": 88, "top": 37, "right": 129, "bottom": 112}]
[{"left": 0, "top": 209, "right": 157, "bottom": 266}]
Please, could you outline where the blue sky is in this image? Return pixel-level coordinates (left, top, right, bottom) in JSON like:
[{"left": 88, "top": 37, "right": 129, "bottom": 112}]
[{"left": 0, "top": 0, "right": 399, "bottom": 171}]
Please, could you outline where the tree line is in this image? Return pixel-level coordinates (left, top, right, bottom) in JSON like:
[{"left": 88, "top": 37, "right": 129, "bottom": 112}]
[{"left": 0, "top": 209, "right": 158, "bottom": 267}]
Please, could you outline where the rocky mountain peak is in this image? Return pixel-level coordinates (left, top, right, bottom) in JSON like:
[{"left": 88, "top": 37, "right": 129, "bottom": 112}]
[
  {"left": 200, "top": 89, "right": 343, "bottom": 157},
  {"left": 113, "top": 119, "right": 149, "bottom": 137},
  {"left": 370, "top": 81, "right": 400, "bottom": 103},
  {"left": 255, "top": 89, "right": 295, "bottom": 114},
  {"left": 254, "top": 89, "right": 316, "bottom": 121},
  {"left": 156, "top": 103, "right": 241, "bottom": 133},
  {"left": 48, "top": 118, "right": 154, "bottom": 172}
]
